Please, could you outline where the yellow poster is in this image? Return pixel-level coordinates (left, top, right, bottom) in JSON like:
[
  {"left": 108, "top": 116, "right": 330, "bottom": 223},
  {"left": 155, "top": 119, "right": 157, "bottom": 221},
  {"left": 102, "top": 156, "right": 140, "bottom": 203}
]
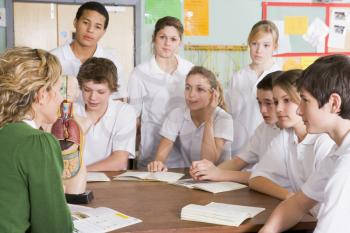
[
  {"left": 284, "top": 16, "right": 308, "bottom": 35},
  {"left": 300, "top": 56, "right": 318, "bottom": 69},
  {"left": 283, "top": 58, "right": 303, "bottom": 71},
  {"left": 184, "top": 0, "right": 209, "bottom": 36}
]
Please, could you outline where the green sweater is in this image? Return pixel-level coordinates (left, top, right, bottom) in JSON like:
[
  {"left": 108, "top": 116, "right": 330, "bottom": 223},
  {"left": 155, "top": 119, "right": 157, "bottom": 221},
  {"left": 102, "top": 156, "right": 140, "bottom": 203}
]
[{"left": 0, "top": 122, "right": 73, "bottom": 233}]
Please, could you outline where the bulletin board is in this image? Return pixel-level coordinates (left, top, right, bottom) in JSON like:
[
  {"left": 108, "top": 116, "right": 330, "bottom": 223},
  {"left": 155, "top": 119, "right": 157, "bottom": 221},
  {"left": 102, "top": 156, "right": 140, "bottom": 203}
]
[{"left": 262, "top": 2, "right": 350, "bottom": 69}]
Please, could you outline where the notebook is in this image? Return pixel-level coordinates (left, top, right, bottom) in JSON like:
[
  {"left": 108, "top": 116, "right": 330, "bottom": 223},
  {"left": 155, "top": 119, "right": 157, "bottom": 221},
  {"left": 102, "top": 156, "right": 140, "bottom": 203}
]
[
  {"left": 113, "top": 171, "right": 184, "bottom": 183},
  {"left": 172, "top": 178, "right": 247, "bottom": 193},
  {"left": 87, "top": 172, "right": 111, "bottom": 182}
]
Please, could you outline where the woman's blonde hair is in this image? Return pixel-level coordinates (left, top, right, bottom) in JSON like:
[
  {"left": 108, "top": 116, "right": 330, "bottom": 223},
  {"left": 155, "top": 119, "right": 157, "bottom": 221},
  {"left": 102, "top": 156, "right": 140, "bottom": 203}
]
[
  {"left": 0, "top": 47, "right": 61, "bottom": 128},
  {"left": 248, "top": 20, "right": 279, "bottom": 46},
  {"left": 186, "top": 66, "right": 227, "bottom": 111}
]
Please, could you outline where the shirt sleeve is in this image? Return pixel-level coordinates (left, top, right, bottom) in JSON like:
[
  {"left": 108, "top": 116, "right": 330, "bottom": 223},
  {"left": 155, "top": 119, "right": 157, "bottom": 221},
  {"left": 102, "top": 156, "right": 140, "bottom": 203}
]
[
  {"left": 112, "top": 105, "right": 137, "bottom": 158},
  {"left": 213, "top": 110, "right": 233, "bottom": 142},
  {"left": 160, "top": 108, "right": 184, "bottom": 142},
  {"left": 237, "top": 125, "right": 263, "bottom": 164},
  {"left": 19, "top": 133, "right": 73, "bottom": 233},
  {"left": 127, "top": 68, "right": 145, "bottom": 117}
]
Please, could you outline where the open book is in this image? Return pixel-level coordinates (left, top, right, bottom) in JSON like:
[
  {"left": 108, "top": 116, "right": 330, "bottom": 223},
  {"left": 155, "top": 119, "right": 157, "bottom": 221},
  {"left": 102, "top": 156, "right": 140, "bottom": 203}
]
[
  {"left": 113, "top": 171, "right": 184, "bottom": 183},
  {"left": 172, "top": 179, "right": 247, "bottom": 193},
  {"left": 181, "top": 202, "right": 265, "bottom": 227},
  {"left": 69, "top": 204, "right": 142, "bottom": 233},
  {"left": 87, "top": 172, "right": 111, "bottom": 182}
]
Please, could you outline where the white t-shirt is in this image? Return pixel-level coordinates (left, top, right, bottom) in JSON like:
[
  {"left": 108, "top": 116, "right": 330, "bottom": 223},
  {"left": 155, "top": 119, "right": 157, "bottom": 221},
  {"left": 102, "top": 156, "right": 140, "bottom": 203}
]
[
  {"left": 128, "top": 55, "right": 193, "bottom": 168},
  {"left": 74, "top": 100, "right": 136, "bottom": 166},
  {"left": 160, "top": 107, "right": 233, "bottom": 168},
  {"left": 238, "top": 122, "right": 281, "bottom": 165},
  {"left": 251, "top": 129, "right": 334, "bottom": 193},
  {"left": 226, "top": 64, "right": 280, "bottom": 155},
  {"left": 51, "top": 43, "right": 128, "bottom": 99},
  {"left": 303, "top": 132, "right": 350, "bottom": 233}
]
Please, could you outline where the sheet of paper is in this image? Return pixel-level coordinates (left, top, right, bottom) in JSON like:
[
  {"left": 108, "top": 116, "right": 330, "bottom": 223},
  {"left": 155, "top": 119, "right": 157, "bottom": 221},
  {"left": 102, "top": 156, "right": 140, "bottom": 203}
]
[
  {"left": 173, "top": 179, "right": 246, "bottom": 193},
  {"left": 87, "top": 172, "right": 111, "bottom": 182},
  {"left": 184, "top": 0, "right": 209, "bottom": 36},
  {"left": 284, "top": 16, "right": 308, "bottom": 35},
  {"left": 328, "top": 8, "right": 349, "bottom": 49},
  {"left": 302, "top": 17, "right": 329, "bottom": 51},
  {"left": 114, "top": 171, "right": 184, "bottom": 183}
]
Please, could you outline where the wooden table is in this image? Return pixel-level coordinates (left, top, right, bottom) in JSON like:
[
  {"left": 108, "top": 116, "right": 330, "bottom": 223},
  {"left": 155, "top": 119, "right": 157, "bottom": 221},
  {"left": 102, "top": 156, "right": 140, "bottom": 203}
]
[{"left": 86, "top": 170, "right": 316, "bottom": 233}]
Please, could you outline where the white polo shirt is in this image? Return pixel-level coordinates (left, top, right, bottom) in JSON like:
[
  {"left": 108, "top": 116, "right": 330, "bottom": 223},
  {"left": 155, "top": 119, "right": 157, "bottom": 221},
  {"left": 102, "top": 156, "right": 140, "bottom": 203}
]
[
  {"left": 51, "top": 43, "right": 128, "bottom": 99},
  {"left": 74, "top": 100, "right": 136, "bottom": 166},
  {"left": 160, "top": 107, "right": 233, "bottom": 168},
  {"left": 128, "top": 55, "right": 193, "bottom": 168},
  {"left": 226, "top": 63, "right": 280, "bottom": 155},
  {"left": 251, "top": 129, "right": 333, "bottom": 193},
  {"left": 238, "top": 122, "right": 281, "bottom": 165},
  {"left": 302, "top": 132, "right": 350, "bottom": 233}
]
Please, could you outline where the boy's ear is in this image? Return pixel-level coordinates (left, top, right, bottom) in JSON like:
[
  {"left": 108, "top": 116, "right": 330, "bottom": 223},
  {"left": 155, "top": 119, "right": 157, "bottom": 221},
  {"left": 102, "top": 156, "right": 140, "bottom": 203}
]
[{"left": 329, "top": 93, "right": 342, "bottom": 114}]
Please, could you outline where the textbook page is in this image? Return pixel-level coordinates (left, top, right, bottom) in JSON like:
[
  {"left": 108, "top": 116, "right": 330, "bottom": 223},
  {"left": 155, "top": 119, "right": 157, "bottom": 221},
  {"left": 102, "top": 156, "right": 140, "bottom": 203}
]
[
  {"left": 70, "top": 206, "right": 142, "bottom": 233},
  {"left": 87, "top": 172, "right": 111, "bottom": 182},
  {"left": 173, "top": 179, "right": 247, "bottom": 193},
  {"left": 113, "top": 171, "right": 184, "bottom": 183},
  {"left": 181, "top": 202, "right": 265, "bottom": 227}
]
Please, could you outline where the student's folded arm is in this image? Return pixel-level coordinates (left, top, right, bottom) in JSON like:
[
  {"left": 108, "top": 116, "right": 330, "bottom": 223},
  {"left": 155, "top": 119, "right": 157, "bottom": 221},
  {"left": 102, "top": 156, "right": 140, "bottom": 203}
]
[
  {"left": 259, "top": 192, "right": 317, "bottom": 233},
  {"left": 216, "top": 170, "right": 251, "bottom": 184},
  {"left": 249, "top": 176, "right": 293, "bottom": 200},
  {"left": 201, "top": 118, "right": 226, "bottom": 162},
  {"left": 218, "top": 156, "right": 248, "bottom": 171},
  {"left": 152, "top": 137, "right": 174, "bottom": 163},
  {"left": 87, "top": 151, "right": 129, "bottom": 171}
]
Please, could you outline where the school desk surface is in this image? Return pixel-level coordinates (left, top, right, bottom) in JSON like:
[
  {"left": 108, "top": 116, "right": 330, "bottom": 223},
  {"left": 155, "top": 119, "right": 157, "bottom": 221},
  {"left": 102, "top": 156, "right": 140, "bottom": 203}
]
[{"left": 85, "top": 169, "right": 316, "bottom": 233}]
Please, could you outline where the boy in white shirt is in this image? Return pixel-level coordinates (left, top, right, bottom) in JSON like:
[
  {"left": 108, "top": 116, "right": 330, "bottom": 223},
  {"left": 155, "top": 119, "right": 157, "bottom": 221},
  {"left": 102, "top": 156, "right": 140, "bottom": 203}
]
[
  {"left": 259, "top": 54, "right": 350, "bottom": 233},
  {"left": 75, "top": 57, "right": 136, "bottom": 171},
  {"left": 51, "top": 1, "right": 127, "bottom": 100}
]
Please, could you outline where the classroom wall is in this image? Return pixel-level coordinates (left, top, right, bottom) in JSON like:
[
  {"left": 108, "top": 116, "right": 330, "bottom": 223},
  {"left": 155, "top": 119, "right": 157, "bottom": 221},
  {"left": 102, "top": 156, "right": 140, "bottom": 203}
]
[{"left": 0, "top": 0, "right": 6, "bottom": 52}]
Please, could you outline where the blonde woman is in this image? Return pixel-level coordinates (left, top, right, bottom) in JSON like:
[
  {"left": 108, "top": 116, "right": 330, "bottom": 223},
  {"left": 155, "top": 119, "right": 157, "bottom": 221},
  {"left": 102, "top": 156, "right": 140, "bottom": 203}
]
[{"left": 0, "top": 47, "right": 73, "bottom": 232}]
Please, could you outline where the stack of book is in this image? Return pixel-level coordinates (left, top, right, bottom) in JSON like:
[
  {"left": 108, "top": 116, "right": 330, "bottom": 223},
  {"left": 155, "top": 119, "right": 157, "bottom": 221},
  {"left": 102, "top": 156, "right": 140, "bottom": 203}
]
[{"left": 181, "top": 202, "right": 265, "bottom": 227}]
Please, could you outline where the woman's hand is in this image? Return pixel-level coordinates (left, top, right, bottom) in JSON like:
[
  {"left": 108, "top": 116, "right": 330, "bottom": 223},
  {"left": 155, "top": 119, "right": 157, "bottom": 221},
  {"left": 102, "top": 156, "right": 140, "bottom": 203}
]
[
  {"left": 147, "top": 160, "right": 168, "bottom": 172},
  {"left": 190, "top": 159, "right": 221, "bottom": 181}
]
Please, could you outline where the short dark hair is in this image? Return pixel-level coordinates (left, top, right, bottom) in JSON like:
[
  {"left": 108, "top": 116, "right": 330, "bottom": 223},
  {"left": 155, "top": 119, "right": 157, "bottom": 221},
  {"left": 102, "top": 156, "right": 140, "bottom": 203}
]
[
  {"left": 297, "top": 54, "right": 350, "bottom": 119},
  {"left": 77, "top": 57, "right": 118, "bottom": 92},
  {"left": 75, "top": 1, "right": 109, "bottom": 29},
  {"left": 257, "top": 70, "right": 283, "bottom": 90}
]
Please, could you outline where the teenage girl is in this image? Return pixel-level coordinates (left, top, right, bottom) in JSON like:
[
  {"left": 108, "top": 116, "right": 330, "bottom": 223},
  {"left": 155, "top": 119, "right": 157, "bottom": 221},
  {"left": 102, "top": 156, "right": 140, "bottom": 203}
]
[
  {"left": 128, "top": 16, "right": 194, "bottom": 169},
  {"left": 148, "top": 66, "right": 233, "bottom": 172},
  {"left": 226, "top": 20, "right": 280, "bottom": 155}
]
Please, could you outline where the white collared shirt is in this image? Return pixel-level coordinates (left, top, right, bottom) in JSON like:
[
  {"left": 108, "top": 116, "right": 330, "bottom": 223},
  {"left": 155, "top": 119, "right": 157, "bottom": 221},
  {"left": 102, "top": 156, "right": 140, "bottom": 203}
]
[
  {"left": 303, "top": 132, "right": 350, "bottom": 233},
  {"left": 128, "top": 55, "right": 193, "bottom": 168},
  {"left": 74, "top": 100, "right": 136, "bottom": 166},
  {"left": 22, "top": 119, "right": 39, "bottom": 129},
  {"left": 251, "top": 129, "right": 334, "bottom": 193},
  {"left": 51, "top": 43, "right": 128, "bottom": 99},
  {"left": 160, "top": 107, "right": 233, "bottom": 168},
  {"left": 226, "top": 63, "right": 281, "bottom": 155},
  {"left": 238, "top": 122, "right": 281, "bottom": 165}
]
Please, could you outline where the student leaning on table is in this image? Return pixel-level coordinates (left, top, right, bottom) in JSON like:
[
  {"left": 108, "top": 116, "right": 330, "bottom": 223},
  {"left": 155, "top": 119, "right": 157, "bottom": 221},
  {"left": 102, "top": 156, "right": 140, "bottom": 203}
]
[
  {"left": 259, "top": 55, "right": 350, "bottom": 233},
  {"left": 249, "top": 70, "right": 334, "bottom": 206},
  {"left": 148, "top": 66, "right": 233, "bottom": 172},
  {"left": 190, "top": 70, "right": 283, "bottom": 184},
  {"left": 127, "top": 16, "right": 194, "bottom": 169},
  {"left": 74, "top": 57, "right": 136, "bottom": 172},
  {"left": 0, "top": 47, "right": 73, "bottom": 232}
]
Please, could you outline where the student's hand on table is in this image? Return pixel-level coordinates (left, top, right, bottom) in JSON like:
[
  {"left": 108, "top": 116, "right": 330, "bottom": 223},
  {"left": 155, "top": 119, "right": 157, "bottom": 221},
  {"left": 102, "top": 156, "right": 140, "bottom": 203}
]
[
  {"left": 147, "top": 160, "right": 168, "bottom": 172},
  {"left": 190, "top": 159, "right": 220, "bottom": 181}
]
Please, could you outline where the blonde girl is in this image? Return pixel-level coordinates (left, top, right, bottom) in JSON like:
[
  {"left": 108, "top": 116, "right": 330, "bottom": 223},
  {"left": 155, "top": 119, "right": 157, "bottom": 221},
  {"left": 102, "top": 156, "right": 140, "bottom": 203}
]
[
  {"left": 148, "top": 66, "right": 233, "bottom": 172},
  {"left": 226, "top": 20, "right": 280, "bottom": 155},
  {"left": 128, "top": 16, "right": 193, "bottom": 169}
]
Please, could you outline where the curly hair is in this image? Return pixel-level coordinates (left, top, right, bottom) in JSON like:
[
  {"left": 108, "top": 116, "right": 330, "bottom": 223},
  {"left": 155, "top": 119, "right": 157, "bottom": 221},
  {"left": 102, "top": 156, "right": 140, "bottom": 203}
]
[{"left": 0, "top": 47, "right": 61, "bottom": 128}]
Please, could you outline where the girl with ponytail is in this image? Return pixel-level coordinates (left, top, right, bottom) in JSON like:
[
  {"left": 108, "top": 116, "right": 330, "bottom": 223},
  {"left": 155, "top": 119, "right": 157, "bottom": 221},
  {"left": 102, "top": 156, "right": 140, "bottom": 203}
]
[{"left": 148, "top": 66, "right": 233, "bottom": 172}]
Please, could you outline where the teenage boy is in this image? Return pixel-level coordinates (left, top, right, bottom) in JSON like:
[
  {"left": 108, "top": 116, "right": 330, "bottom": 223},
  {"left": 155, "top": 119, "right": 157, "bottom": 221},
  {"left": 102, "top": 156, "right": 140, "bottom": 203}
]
[
  {"left": 75, "top": 57, "right": 136, "bottom": 171},
  {"left": 51, "top": 1, "right": 127, "bottom": 100},
  {"left": 259, "top": 54, "right": 350, "bottom": 233}
]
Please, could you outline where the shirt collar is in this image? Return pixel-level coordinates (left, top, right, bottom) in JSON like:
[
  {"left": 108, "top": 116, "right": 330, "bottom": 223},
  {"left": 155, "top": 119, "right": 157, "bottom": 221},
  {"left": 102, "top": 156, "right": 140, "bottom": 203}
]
[
  {"left": 149, "top": 54, "right": 181, "bottom": 75},
  {"left": 62, "top": 43, "right": 102, "bottom": 61},
  {"left": 332, "top": 131, "right": 350, "bottom": 159},
  {"left": 22, "top": 119, "right": 39, "bottom": 129}
]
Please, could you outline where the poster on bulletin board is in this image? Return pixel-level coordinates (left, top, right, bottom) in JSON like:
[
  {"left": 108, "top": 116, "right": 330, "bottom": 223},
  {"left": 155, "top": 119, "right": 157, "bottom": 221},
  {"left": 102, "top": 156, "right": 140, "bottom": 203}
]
[
  {"left": 144, "top": 0, "right": 181, "bottom": 24},
  {"left": 262, "top": 2, "right": 350, "bottom": 70},
  {"left": 184, "top": 0, "right": 209, "bottom": 36}
]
